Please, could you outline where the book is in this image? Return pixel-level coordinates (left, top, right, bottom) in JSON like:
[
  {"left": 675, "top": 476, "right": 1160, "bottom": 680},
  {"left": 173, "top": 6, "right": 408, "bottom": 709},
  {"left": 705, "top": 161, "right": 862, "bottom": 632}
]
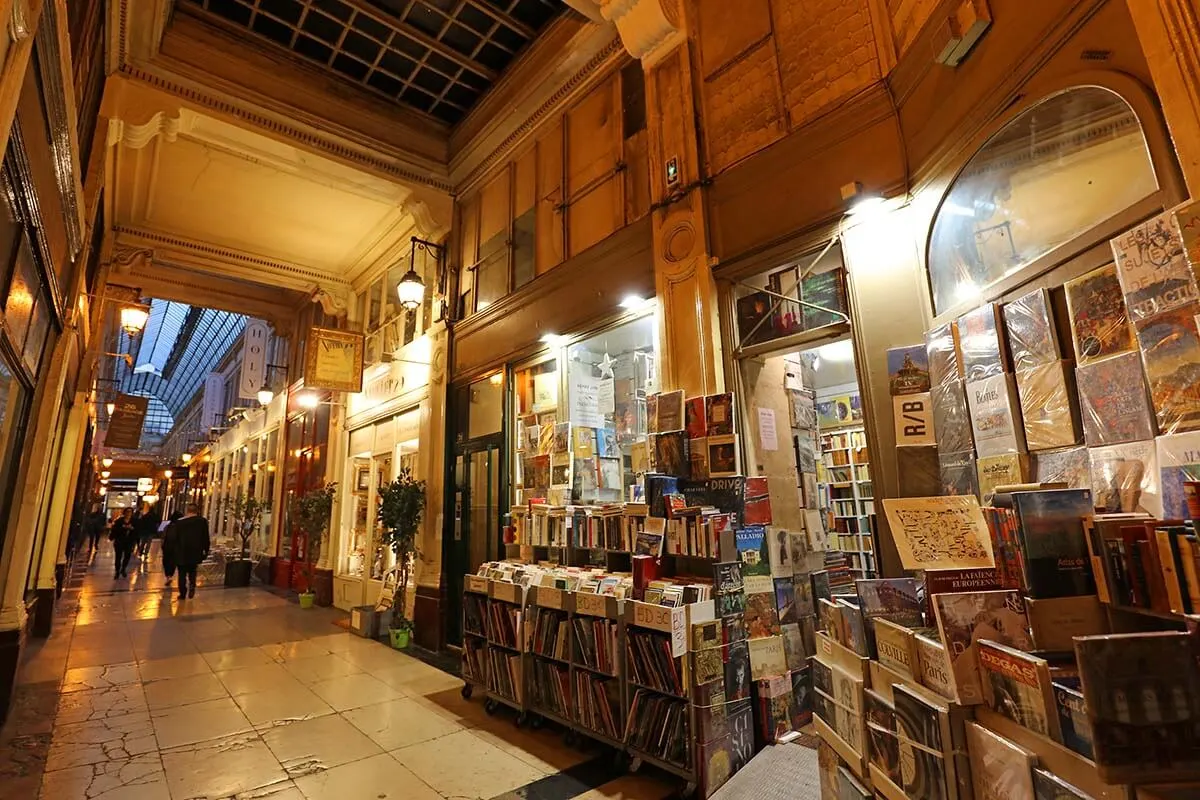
[
  {"left": 735, "top": 526, "right": 770, "bottom": 583},
  {"left": 1032, "top": 446, "right": 1091, "bottom": 490},
  {"left": 1004, "top": 287, "right": 1060, "bottom": 372},
  {"left": 744, "top": 591, "right": 782, "bottom": 639},
  {"left": 801, "top": 268, "right": 847, "bottom": 331},
  {"left": 915, "top": 632, "right": 956, "bottom": 701},
  {"left": 865, "top": 688, "right": 900, "bottom": 784},
  {"left": 966, "top": 720, "right": 1037, "bottom": 800},
  {"left": 1010, "top": 488, "right": 1097, "bottom": 598},
  {"left": 837, "top": 599, "right": 868, "bottom": 656},
  {"left": 836, "top": 766, "right": 871, "bottom": 800},
  {"left": 1089, "top": 440, "right": 1161, "bottom": 516},
  {"left": 1075, "top": 351, "right": 1156, "bottom": 446},
  {"left": 790, "top": 666, "right": 812, "bottom": 730},
  {"left": 657, "top": 389, "right": 685, "bottom": 432},
  {"left": 856, "top": 578, "right": 923, "bottom": 627},
  {"left": 1016, "top": 361, "right": 1080, "bottom": 450},
  {"left": 932, "top": 590, "right": 1033, "bottom": 705},
  {"left": 1074, "top": 631, "right": 1200, "bottom": 782},
  {"left": 685, "top": 396, "right": 707, "bottom": 440},
  {"left": 926, "top": 321, "right": 961, "bottom": 386},
  {"left": 1052, "top": 676, "right": 1094, "bottom": 759},
  {"left": 873, "top": 618, "right": 920, "bottom": 679},
  {"left": 764, "top": 525, "right": 792, "bottom": 578},
  {"left": 753, "top": 673, "right": 795, "bottom": 744},
  {"left": 1032, "top": 769, "right": 1091, "bottom": 800},
  {"left": 939, "top": 450, "right": 980, "bottom": 497},
  {"left": 692, "top": 620, "right": 725, "bottom": 685},
  {"left": 898, "top": 446, "right": 941, "bottom": 496},
  {"left": 958, "top": 303, "right": 1007, "bottom": 383},
  {"left": 977, "top": 453, "right": 1030, "bottom": 505},
  {"left": 1064, "top": 263, "right": 1137, "bottom": 364},
  {"left": 888, "top": 345, "right": 932, "bottom": 395},
  {"left": 655, "top": 431, "right": 689, "bottom": 478},
  {"left": 967, "top": 373, "right": 1025, "bottom": 457},
  {"left": 724, "top": 640, "right": 751, "bottom": 702},
  {"left": 708, "top": 435, "right": 739, "bottom": 477},
  {"left": 978, "top": 639, "right": 1061, "bottom": 740},
  {"left": 1136, "top": 304, "right": 1200, "bottom": 434},
  {"left": 781, "top": 623, "right": 806, "bottom": 671},
  {"left": 748, "top": 635, "right": 787, "bottom": 681},
  {"left": 893, "top": 683, "right": 951, "bottom": 799},
  {"left": 706, "top": 393, "right": 735, "bottom": 437},
  {"left": 1158, "top": 430, "right": 1200, "bottom": 520},
  {"left": 1111, "top": 208, "right": 1199, "bottom": 323},
  {"left": 932, "top": 377, "right": 976, "bottom": 454}
]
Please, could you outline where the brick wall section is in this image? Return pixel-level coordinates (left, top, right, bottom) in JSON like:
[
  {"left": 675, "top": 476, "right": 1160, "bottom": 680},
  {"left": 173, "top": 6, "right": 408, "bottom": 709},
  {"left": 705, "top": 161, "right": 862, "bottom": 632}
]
[
  {"left": 890, "top": 0, "right": 942, "bottom": 58},
  {"left": 772, "top": 0, "right": 882, "bottom": 129},
  {"left": 702, "top": 40, "right": 788, "bottom": 173}
]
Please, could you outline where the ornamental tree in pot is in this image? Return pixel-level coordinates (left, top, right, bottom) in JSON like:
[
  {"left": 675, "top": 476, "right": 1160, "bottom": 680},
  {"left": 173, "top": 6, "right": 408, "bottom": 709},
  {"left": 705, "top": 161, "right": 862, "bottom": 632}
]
[
  {"left": 378, "top": 468, "right": 425, "bottom": 648},
  {"left": 293, "top": 483, "right": 336, "bottom": 608},
  {"left": 223, "top": 491, "right": 268, "bottom": 587}
]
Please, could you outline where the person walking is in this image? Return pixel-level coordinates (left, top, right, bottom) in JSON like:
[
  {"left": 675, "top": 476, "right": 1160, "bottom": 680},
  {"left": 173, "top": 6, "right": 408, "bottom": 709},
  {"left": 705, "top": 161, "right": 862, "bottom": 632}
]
[
  {"left": 86, "top": 507, "right": 107, "bottom": 554},
  {"left": 110, "top": 508, "right": 136, "bottom": 578},
  {"left": 173, "top": 503, "right": 210, "bottom": 599},
  {"left": 160, "top": 511, "right": 183, "bottom": 587},
  {"left": 136, "top": 506, "right": 158, "bottom": 559}
]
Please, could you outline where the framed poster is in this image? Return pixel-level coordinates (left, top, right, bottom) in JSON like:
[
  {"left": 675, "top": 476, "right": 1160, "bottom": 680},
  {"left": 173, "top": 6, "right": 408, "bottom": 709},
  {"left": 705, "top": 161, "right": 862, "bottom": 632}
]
[{"left": 305, "top": 327, "right": 365, "bottom": 392}]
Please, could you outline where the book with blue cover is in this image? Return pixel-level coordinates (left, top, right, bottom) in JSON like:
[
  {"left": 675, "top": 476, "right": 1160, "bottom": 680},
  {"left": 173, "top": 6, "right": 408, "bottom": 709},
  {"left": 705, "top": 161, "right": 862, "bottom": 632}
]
[
  {"left": 1011, "top": 489, "right": 1097, "bottom": 598},
  {"left": 1053, "top": 676, "right": 1094, "bottom": 759},
  {"left": 735, "top": 526, "right": 770, "bottom": 579}
]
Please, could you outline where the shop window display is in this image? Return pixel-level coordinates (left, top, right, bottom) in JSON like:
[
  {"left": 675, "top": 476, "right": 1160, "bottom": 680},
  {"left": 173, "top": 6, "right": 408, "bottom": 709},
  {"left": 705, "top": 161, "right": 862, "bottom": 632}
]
[
  {"left": 733, "top": 244, "right": 849, "bottom": 349},
  {"left": 928, "top": 87, "right": 1157, "bottom": 315}
]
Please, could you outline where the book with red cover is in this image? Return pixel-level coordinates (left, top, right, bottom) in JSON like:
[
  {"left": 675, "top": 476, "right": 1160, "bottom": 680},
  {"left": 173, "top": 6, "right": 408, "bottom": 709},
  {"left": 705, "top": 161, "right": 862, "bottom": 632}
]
[
  {"left": 743, "top": 477, "right": 772, "bottom": 526},
  {"left": 685, "top": 396, "right": 707, "bottom": 440}
]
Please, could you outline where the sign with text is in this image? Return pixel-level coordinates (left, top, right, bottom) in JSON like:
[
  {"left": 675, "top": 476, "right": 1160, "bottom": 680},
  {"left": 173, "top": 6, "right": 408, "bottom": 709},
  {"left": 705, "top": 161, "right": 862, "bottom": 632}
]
[
  {"left": 568, "top": 363, "right": 605, "bottom": 429},
  {"left": 106, "top": 394, "right": 149, "bottom": 450},
  {"left": 201, "top": 373, "right": 225, "bottom": 431},
  {"left": 305, "top": 327, "right": 365, "bottom": 393},
  {"left": 631, "top": 601, "right": 686, "bottom": 657},
  {"left": 892, "top": 392, "right": 935, "bottom": 446},
  {"left": 238, "top": 320, "right": 270, "bottom": 399}
]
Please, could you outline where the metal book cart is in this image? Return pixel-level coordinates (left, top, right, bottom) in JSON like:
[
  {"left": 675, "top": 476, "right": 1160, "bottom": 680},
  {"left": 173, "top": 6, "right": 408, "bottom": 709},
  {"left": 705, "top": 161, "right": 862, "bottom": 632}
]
[
  {"left": 568, "top": 591, "right": 626, "bottom": 752},
  {"left": 479, "top": 577, "right": 532, "bottom": 724},
  {"left": 459, "top": 575, "right": 490, "bottom": 701}
]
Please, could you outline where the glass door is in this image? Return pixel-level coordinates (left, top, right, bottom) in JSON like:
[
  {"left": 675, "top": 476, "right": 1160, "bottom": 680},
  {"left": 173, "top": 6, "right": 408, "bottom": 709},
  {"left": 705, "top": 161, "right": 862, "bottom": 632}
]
[{"left": 445, "top": 438, "right": 502, "bottom": 647}]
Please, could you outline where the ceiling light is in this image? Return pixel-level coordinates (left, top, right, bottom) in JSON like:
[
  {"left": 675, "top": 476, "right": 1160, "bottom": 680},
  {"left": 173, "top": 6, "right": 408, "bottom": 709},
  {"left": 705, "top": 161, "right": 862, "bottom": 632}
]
[
  {"left": 297, "top": 392, "right": 320, "bottom": 409},
  {"left": 105, "top": 402, "right": 115, "bottom": 416},
  {"left": 101, "top": 458, "right": 113, "bottom": 468},
  {"left": 119, "top": 305, "right": 150, "bottom": 336},
  {"left": 396, "top": 267, "right": 425, "bottom": 311},
  {"left": 619, "top": 295, "right": 649, "bottom": 310},
  {"left": 100, "top": 470, "right": 110, "bottom": 479},
  {"left": 257, "top": 386, "right": 275, "bottom": 406},
  {"left": 163, "top": 469, "right": 173, "bottom": 479},
  {"left": 488, "top": 373, "right": 503, "bottom": 386},
  {"left": 540, "top": 333, "right": 562, "bottom": 346},
  {"left": 816, "top": 340, "right": 856, "bottom": 363},
  {"left": 847, "top": 196, "right": 886, "bottom": 217},
  {"left": 99, "top": 478, "right": 108, "bottom": 485},
  {"left": 181, "top": 453, "right": 192, "bottom": 465}
]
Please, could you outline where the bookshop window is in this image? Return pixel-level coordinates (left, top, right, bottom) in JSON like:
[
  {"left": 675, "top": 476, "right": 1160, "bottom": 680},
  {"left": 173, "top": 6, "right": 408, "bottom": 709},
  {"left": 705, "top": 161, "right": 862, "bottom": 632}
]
[
  {"left": 928, "top": 87, "right": 1158, "bottom": 315},
  {"left": 733, "top": 244, "right": 848, "bottom": 349},
  {"left": 469, "top": 373, "right": 504, "bottom": 439},
  {"left": 513, "top": 356, "right": 560, "bottom": 504}
]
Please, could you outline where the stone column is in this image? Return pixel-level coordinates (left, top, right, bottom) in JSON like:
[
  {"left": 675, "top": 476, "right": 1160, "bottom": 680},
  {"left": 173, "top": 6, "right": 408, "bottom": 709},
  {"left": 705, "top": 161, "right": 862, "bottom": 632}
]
[
  {"left": 605, "top": 0, "right": 726, "bottom": 396},
  {"left": 1129, "top": 0, "right": 1200, "bottom": 194}
]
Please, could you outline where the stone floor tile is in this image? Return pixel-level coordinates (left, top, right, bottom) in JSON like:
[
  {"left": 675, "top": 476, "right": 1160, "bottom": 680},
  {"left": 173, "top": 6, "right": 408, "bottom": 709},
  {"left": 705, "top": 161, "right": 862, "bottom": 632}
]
[
  {"left": 136, "top": 653, "right": 210, "bottom": 681},
  {"left": 201, "top": 645, "right": 276, "bottom": 670},
  {"left": 55, "top": 684, "right": 148, "bottom": 725},
  {"left": 393, "top": 728, "right": 546, "bottom": 798},
  {"left": 292, "top": 752, "right": 442, "bottom": 800},
  {"left": 216, "top": 662, "right": 302, "bottom": 697},
  {"left": 44, "top": 711, "right": 158, "bottom": 771},
  {"left": 280, "top": 653, "right": 362, "bottom": 684},
  {"left": 61, "top": 662, "right": 141, "bottom": 694},
  {"left": 261, "top": 713, "right": 383, "bottom": 778},
  {"left": 38, "top": 753, "right": 170, "bottom": 800},
  {"left": 233, "top": 682, "right": 335, "bottom": 728},
  {"left": 160, "top": 737, "right": 288, "bottom": 799},
  {"left": 341, "top": 696, "right": 462, "bottom": 751},
  {"left": 307, "top": 672, "right": 404, "bottom": 711},
  {"left": 143, "top": 671, "right": 228, "bottom": 710},
  {"left": 150, "top": 696, "right": 253, "bottom": 750}
]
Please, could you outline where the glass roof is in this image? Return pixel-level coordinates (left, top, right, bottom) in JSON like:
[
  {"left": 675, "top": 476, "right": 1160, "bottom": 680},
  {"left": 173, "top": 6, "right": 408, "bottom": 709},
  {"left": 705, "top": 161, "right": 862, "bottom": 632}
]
[{"left": 117, "top": 299, "right": 247, "bottom": 438}]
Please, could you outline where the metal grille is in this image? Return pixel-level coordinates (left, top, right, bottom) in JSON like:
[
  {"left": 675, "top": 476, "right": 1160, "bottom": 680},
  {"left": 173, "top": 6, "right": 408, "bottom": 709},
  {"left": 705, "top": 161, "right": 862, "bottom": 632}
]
[{"left": 181, "top": 0, "right": 563, "bottom": 124}]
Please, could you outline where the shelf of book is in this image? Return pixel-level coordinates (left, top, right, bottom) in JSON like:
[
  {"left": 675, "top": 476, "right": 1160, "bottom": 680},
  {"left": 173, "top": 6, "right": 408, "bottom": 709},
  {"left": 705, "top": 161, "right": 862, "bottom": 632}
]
[
  {"left": 817, "top": 426, "right": 873, "bottom": 575},
  {"left": 484, "top": 579, "right": 530, "bottom": 717},
  {"left": 462, "top": 576, "right": 490, "bottom": 695}
]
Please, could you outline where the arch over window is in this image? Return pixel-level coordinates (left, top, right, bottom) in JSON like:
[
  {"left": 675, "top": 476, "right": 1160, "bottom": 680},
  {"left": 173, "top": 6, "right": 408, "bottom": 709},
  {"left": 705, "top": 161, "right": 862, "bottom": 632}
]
[{"left": 928, "top": 87, "right": 1158, "bottom": 315}]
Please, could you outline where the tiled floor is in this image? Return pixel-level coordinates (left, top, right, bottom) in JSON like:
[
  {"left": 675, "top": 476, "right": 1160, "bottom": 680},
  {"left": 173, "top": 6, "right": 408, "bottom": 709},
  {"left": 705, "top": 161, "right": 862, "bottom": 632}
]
[{"left": 0, "top": 543, "right": 674, "bottom": 800}]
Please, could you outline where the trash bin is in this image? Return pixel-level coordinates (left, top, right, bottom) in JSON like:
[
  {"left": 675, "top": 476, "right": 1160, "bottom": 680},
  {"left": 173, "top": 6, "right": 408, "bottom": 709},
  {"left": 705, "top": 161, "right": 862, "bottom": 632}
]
[{"left": 349, "top": 605, "right": 394, "bottom": 638}]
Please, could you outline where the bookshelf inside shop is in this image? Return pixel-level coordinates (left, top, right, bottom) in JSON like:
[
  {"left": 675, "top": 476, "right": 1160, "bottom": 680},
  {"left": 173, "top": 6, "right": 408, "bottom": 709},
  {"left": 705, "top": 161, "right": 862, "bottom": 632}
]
[{"left": 817, "top": 427, "right": 873, "bottom": 574}]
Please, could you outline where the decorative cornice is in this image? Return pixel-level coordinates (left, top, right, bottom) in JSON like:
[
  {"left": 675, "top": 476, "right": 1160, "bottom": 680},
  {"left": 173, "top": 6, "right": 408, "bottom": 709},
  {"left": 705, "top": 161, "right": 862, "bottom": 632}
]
[
  {"left": 107, "top": 109, "right": 190, "bottom": 149},
  {"left": 601, "top": 0, "right": 682, "bottom": 62},
  {"left": 454, "top": 35, "right": 626, "bottom": 193}
]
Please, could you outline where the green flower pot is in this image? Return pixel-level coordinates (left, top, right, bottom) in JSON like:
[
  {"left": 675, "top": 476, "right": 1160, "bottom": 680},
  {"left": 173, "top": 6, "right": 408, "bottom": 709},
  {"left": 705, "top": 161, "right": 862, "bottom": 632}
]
[
  {"left": 298, "top": 592, "right": 315, "bottom": 609},
  {"left": 389, "top": 628, "right": 410, "bottom": 649}
]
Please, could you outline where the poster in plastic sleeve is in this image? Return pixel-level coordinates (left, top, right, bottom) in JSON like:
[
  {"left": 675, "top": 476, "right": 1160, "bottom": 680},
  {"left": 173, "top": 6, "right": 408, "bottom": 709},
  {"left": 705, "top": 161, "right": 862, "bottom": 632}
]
[
  {"left": 1064, "top": 264, "right": 1137, "bottom": 364},
  {"left": 1111, "top": 209, "right": 1199, "bottom": 323},
  {"left": 957, "top": 303, "right": 1007, "bottom": 383},
  {"left": 925, "top": 321, "right": 961, "bottom": 387},
  {"left": 1134, "top": 303, "right": 1200, "bottom": 434},
  {"left": 887, "top": 345, "right": 931, "bottom": 396},
  {"left": 1174, "top": 198, "right": 1200, "bottom": 282},
  {"left": 1155, "top": 430, "right": 1200, "bottom": 519},
  {"left": 966, "top": 374, "right": 1025, "bottom": 458},
  {"left": 1014, "top": 361, "right": 1080, "bottom": 450},
  {"left": 938, "top": 450, "right": 980, "bottom": 497},
  {"left": 931, "top": 378, "right": 974, "bottom": 454},
  {"left": 1074, "top": 352, "right": 1156, "bottom": 446},
  {"left": 976, "top": 453, "right": 1029, "bottom": 506},
  {"left": 1032, "top": 446, "right": 1091, "bottom": 489},
  {"left": 1002, "top": 288, "right": 1060, "bottom": 372},
  {"left": 897, "top": 447, "right": 939, "bottom": 497},
  {"left": 881, "top": 495, "right": 996, "bottom": 571},
  {"left": 1089, "top": 440, "right": 1162, "bottom": 517}
]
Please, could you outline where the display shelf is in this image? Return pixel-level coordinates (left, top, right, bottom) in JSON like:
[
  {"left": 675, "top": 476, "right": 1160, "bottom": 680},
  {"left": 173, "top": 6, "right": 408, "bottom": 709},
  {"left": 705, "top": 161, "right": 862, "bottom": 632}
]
[
  {"left": 461, "top": 575, "right": 490, "bottom": 694},
  {"left": 817, "top": 425, "right": 874, "bottom": 576}
]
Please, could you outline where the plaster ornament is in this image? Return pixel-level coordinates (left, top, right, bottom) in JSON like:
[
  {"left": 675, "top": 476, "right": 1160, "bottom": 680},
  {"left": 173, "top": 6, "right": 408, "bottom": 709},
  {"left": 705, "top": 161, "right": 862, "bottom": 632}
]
[{"left": 312, "top": 287, "right": 353, "bottom": 318}]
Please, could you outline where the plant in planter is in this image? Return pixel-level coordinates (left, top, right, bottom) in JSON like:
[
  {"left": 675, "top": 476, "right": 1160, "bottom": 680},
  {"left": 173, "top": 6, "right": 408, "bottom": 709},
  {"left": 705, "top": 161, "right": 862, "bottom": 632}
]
[
  {"left": 293, "top": 483, "right": 336, "bottom": 608},
  {"left": 223, "top": 492, "right": 267, "bottom": 587},
  {"left": 378, "top": 468, "right": 425, "bottom": 648}
]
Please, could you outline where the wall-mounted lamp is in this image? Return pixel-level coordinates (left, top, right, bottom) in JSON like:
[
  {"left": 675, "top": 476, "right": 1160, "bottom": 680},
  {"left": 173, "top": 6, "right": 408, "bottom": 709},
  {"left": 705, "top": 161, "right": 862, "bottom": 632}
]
[
  {"left": 101, "top": 458, "right": 114, "bottom": 468},
  {"left": 181, "top": 453, "right": 192, "bottom": 465},
  {"left": 163, "top": 469, "right": 173, "bottom": 479},
  {"left": 106, "top": 402, "right": 115, "bottom": 416},
  {"left": 296, "top": 392, "right": 320, "bottom": 410},
  {"left": 100, "top": 470, "right": 111, "bottom": 479},
  {"left": 119, "top": 305, "right": 150, "bottom": 336}
]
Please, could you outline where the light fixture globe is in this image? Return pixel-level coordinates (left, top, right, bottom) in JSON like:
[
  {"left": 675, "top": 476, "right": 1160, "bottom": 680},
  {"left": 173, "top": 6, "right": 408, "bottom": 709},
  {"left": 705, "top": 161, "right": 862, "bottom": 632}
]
[
  {"left": 163, "top": 469, "right": 173, "bottom": 479},
  {"left": 297, "top": 392, "right": 320, "bottom": 410},
  {"left": 257, "top": 386, "right": 275, "bottom": 406},
  {"left": 101, "top": 457, "right": 114, "bottom": 468},
  {"left": 105, "top": 402, "right": 115, "bottom": 416},
  {"left": 100, "top": 470, "right": 111, "bottom": 479},
  {"left": 119, "top": 305, "right": 149, "bottom": 336},
  {"left": 181, "top": 453, "right": 192, "bottom": 465},
  {"left": 396, "top": 268, "right": 424, "bottom": 311}
]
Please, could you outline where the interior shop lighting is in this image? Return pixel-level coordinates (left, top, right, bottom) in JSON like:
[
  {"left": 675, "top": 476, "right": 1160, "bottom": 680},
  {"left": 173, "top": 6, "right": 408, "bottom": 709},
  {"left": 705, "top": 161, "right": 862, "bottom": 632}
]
[
  {"left": 619, "top": 294, "right": 650, "bottom": 310},
  {"left": 540, "top": 333, "right": 563, "bottom": 346},
  {"left": 488, "top": 373, "right": 503, "bottom": 386},
  {"left": 101, "top": 457, "right": 114, "bottom": 468}
]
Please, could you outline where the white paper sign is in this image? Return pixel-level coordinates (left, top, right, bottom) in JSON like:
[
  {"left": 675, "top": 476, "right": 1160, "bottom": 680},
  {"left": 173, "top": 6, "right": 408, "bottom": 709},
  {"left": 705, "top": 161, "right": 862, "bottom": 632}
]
[
  {"left": 569, "top": 365, "right": 605, "bottom": 429},
  {"left": 757, "top": 407, "right": 778, "bottom": 451},
  {"left": 598, "top": 378, "right": 615, "bottom": 417}
]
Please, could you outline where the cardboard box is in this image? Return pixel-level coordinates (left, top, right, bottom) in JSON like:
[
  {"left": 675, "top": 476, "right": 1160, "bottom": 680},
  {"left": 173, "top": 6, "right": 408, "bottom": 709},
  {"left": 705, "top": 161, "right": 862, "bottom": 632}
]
[{"left": 1026, "top": 595, "right": 1108, "bottom": 652}]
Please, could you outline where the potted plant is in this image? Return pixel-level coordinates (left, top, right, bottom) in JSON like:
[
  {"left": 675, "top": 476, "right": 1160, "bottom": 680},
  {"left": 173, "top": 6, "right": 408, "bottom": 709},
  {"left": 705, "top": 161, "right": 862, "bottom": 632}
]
[
  {"left": 378, "top": 468, "right": 425, "bottom": 649},
  {"left": 223, "top": 492, "right": 267, "bottom": 588},
  {"left": 293, "top": 483, "right": 336, "bottom": 608}
]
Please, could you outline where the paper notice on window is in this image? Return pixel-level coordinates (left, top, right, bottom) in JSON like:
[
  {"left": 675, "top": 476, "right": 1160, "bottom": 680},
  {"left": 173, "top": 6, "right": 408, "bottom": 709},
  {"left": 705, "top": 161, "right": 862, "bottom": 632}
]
[
  {"left": 757, "top": 407, "right": 778, "bottom": 451},
  {"left": 598, "top": 378, "right": 615, "bottom": 417},
  {"left": 569, "top": 364, "right": 605, "bottom": 429}
]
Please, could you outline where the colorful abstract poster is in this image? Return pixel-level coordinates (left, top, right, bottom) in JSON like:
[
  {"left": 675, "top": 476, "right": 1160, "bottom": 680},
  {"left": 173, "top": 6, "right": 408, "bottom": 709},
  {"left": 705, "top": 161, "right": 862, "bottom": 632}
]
[
  {"left": 1075, "top": 352, "right": 1156, "bottom": 446},
  {"left": 1135, "top": 304, "right": 1200, "bottom": 434},
  {"left": 1111, "top": 210, "right": 1199, "bottom": 323},
  {"left": 1064, "top": 264, "right": 1137, "bottom": 364}
]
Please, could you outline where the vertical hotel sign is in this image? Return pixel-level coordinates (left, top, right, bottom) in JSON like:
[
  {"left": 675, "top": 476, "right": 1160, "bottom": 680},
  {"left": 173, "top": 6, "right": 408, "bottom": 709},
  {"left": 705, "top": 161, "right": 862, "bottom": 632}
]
[
  {"left": 238, "top": 320, "right": 270, "bottom": 399},
  {"left": 106, "top": 394, "right": 149, "bottom": 449},
  {"left": 201, "top": 373, "right": 225, "bottom": 430}
]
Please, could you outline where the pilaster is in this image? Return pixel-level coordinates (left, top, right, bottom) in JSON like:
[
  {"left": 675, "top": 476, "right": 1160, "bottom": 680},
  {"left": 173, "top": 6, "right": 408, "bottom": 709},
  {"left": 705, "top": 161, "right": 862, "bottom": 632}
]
[
  {"left": 413, "top": 320, "right": 448, "bottom": 651},
  {"left": 1129, "top": 0, "right": 1200, "bottom": 195}
]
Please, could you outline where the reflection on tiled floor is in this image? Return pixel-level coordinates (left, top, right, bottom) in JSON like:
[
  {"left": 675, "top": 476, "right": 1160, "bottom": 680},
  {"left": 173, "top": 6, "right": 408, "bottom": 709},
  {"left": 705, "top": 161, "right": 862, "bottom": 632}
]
[{"left": 0, "top": 544, "right": 675, "bottom": 800}]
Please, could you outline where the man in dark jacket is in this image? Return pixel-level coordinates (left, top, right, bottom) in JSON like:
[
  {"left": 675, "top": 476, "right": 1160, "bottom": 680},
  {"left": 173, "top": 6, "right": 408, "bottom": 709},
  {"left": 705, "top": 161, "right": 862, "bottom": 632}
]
[
  {"left": 173, "top": 503, "right": 210, "bottom": 599},
  {"left": 110, "top": 508, "right": 136, "bottom": 578}
]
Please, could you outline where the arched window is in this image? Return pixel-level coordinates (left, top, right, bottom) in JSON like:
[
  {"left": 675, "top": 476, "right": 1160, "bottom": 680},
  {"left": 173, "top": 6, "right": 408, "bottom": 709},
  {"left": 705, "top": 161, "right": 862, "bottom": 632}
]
[{"left": 928, "top": 87, "right": 1158, "bottom": 315}]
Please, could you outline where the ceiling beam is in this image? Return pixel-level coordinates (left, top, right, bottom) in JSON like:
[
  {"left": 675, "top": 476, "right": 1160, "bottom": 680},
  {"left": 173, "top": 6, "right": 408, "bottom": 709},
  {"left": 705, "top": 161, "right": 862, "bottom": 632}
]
[
  {"left": 463, "top": 0, "right": 536, "bottom": 39},
  {"left": 340, "top": 0, "right": 498, "bottom": 82}
]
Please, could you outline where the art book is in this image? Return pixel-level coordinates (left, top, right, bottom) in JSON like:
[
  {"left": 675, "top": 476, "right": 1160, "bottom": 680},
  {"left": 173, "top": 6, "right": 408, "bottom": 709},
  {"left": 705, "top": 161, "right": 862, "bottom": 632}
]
[
  {"left": 882, "top": 495, "right": 996, "bottom": 571},
  {"left": 966, "top": 720, "right": 1037, "bottom": 800},
  {"left": 744, "top": 591, "right": 782, "bottom": 639},
  {"left": 1064, "top": 263, "right": 1137, "bottom": 364},
  {"left": 932, "top": 377, "right": 975, "bottom": 453},
  {"left": 708, "top": 435, "right": 739, "bottom": 478},
  {"left": 893, "top": 684, "right": 951, "bottom": 800},
  {"left": 685, "top": 396, "right": 706, "bottom": 440},
  {"left": 1003, "top": 287, "right": 1060, "bottom": 372},
  {"left": 748, "top": 635, "right": 787, "bottom": 681},
  {"left": 1156, "top": 430, "right": 1200, "bottom": 519},
  {"left": 976, "top": 453, "right": 1030, "bottom": 506},
  {"left": 1111, "top": 209, "right": 1199, "bottom": 323},
  {"left": 1032, "top": 446, "right": 1091, "bottom": 489},
  {"left": 692, "top": 620, "right": 725, "bottom": 686},
  {"left": 1015, "top": 361, "right": 1080, "bottom": 450},
  {"left": 1052, "top": 677, "right": 1094, "bottom": 759},
  {"left": 932, "top": 590, "right": 1033, "bottom": 705},
  {"left": 925, "top": 321, "right": 961, "bottom": 386},
  {"left": 655, "top": 431, "right": 689, "bottom": 478},
  {"left": 856, "top": 578, "right": 923, "bottom": 627},
  {"left": 1011, "top": 489, "right": 1097, "bottom": 598},
  {"left": 888, "top": 345, "right": 931, "bottom": 395},
  {"left": 939, "top": 450, "right": 980, "bottom": 498},
  {"left": 898, "top": 446, "right": 941, "bottom": 497},
  {"left": 657, "top": 389, "right": 685, "bottom": 433},
  {"left": 1033, "top": 769, "right": 1091, "bottom": 800},
  {"left": 774, "top": 578, "right": 797, "bottom": 625},
  {"left": 978, "top": 640, "right": 1061, "bottom": 741},
  {"left": 1134, "top": 303, "right": 1200, "bottom": 434},
  {"left": 1074, "top": 631, "right": 1200, "bottom": 783},
  {"left": 781, "top": 623, "right": 806, "bottom": 670},
  {"left": 958, "top": 303, "right": 1007, "bottom": 383},
  {"left": 706, "top": 393, "right": 735, "bottom": 437},
  {"left": 1075, "top": 351, "right": 1156, "bottom": 446},
  {"left": 967, "top": 373, "right": 1025, "bottom": 458},
  {"left": 1089, "top": 440, "right": 1162, "bottom": 517}
]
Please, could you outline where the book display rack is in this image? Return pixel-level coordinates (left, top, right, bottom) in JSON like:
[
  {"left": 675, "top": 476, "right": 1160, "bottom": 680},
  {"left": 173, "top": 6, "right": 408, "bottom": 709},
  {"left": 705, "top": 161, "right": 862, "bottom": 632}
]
[{"left": 478, "top": 578, "right": 531, "bottom": 722}]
